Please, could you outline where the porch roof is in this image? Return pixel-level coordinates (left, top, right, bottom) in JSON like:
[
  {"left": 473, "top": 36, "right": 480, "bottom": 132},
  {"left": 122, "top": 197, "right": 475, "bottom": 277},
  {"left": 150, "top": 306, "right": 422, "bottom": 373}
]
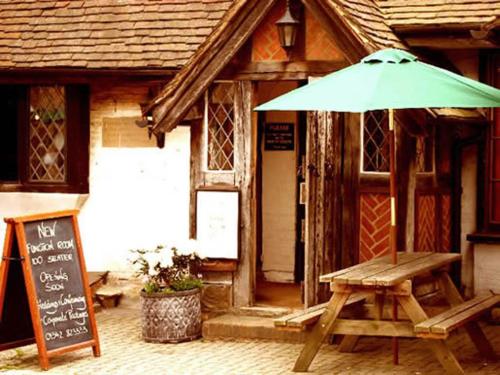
[{"left": 0, "top": 0, "right": 232, "bottom": 70}]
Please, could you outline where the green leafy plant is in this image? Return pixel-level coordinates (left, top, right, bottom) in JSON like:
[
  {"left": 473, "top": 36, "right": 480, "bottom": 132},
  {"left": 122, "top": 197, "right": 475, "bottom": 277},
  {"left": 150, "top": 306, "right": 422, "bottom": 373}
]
[{"left": 130, "top": 245, "right": 203, "bottom": 294}]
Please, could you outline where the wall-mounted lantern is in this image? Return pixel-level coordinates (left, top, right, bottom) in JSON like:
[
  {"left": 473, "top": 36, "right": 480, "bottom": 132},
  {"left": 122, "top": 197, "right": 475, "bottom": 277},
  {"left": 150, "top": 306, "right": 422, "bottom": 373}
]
[{"left": 275, "top": 0, "right": 300, "bottom": 57}]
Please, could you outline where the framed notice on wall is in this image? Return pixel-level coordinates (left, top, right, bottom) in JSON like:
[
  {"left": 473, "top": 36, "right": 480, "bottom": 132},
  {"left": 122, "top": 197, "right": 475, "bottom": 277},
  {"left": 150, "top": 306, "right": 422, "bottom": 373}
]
[
  {"left": 196, "top": 189, "right": 239, "bottom": 260},
  {"left": 264, "top": 123, "right": 294, "bottom": 151}
]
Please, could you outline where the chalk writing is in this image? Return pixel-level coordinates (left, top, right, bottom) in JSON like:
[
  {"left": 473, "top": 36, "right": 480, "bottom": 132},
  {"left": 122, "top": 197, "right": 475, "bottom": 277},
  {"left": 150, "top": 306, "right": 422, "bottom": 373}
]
[{"left": 23, "top": 217, "right": 93, "bottom": 351}]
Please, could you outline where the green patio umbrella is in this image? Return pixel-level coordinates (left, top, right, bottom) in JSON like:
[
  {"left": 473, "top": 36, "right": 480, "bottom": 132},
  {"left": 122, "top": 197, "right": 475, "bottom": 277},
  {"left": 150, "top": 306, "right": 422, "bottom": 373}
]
[
  {"left": 255, "top": 48, "right": 500, "bottom": 365},
  {"left": 255, "top": 48, "right": 500, "bottom": 265}
]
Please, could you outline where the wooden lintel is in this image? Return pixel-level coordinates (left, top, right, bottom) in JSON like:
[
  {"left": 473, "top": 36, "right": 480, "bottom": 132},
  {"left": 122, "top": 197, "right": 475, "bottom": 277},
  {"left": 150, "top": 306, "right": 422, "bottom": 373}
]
[
  {"left": 222, "top": 60, "right": 348, "bottom": 81},
  {"left": 405, "top": 36, "right": 498, "bottom": 49}
]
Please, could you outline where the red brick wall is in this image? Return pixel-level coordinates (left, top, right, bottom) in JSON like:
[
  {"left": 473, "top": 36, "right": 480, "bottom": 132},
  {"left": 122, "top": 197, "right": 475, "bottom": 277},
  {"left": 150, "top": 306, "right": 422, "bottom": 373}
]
[
  {"left": 251, "top": 0, "right": 286, "bottom": 62},
  {"left": 305, "top": 10, "right": 344, "bottom": 61},
  {"left": 359, "top": 193, "right": 391, "bottom": 262}
]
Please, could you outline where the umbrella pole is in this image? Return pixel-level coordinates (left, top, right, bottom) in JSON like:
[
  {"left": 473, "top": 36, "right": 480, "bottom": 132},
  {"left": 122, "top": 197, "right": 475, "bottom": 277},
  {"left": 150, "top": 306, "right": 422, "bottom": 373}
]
[{"left": 389, "top": 108, "right": 399, "bottom": 365}]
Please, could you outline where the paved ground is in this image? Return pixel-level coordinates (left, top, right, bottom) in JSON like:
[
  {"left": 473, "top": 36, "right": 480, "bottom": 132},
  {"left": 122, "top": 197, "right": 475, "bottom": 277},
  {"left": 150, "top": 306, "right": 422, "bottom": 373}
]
[{"left": 1, "top": 304, "right": 500, "bottom": 375}]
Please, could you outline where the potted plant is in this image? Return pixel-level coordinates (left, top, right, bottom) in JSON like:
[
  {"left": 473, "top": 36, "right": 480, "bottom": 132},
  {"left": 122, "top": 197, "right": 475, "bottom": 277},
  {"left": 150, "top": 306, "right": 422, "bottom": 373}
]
[{"left": 130, "top": 245, "right": 203, "bottom": 343}]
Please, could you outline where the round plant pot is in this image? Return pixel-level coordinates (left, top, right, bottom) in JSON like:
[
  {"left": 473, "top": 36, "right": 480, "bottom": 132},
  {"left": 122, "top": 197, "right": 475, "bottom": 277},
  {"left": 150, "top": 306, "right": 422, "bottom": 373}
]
[{"left": 140, "top": 288, "right": 201, "bottom": 343}]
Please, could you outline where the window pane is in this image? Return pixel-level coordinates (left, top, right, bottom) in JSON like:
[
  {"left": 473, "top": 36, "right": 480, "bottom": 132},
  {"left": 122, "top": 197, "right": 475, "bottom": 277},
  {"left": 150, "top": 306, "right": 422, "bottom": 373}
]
[
  {"left": 29, "top": 86, "right": 66, "bottom": 183},
  {"left": 363, "top": 110, "right": 389, "bottom": 172},
  {"left": 207, "top": 82, "right": 235, "bottom": 171},
  {"left": 0, "top": 86, "right": 18, "bottom": 181}
]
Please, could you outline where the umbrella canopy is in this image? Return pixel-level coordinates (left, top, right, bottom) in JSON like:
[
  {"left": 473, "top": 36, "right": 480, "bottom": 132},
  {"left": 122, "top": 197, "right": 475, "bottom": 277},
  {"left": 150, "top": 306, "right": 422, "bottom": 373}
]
[{"left": 255, "top": 49, "right": 500, "bottom": 112}]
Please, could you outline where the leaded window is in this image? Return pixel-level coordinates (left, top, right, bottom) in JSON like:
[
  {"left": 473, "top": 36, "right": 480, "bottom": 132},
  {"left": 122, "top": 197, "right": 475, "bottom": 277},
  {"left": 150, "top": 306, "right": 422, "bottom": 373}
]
[
  {"left": 362, "top": 110, "right": 389, "bottom": 173},
  {"left": 29, "top": 86, "right": 67, "bottom": 183},
  {"left": 205, "top": 82, "right": 235, "bottom": 171}
]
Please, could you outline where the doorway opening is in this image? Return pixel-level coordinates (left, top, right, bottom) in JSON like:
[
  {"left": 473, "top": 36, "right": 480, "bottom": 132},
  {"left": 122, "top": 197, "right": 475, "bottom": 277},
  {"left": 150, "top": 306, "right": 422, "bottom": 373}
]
[{"left": 255, "top": 81, "right": 306, "bottom": 309}]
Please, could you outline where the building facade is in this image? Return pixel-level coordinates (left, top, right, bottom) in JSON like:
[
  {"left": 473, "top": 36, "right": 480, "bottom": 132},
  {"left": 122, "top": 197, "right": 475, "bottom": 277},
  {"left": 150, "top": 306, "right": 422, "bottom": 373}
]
[{"left": 0, "top": 0, "right": 499, "bottom": 312}]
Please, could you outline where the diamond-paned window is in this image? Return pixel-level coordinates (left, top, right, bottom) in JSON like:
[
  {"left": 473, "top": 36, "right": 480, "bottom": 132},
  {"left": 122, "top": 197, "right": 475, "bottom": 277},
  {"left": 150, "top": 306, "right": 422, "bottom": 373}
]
[
  {"left": 29, "top": 86, "right": 67, "bottom": 183},
  {"left": 362, "top": 110, "right": 389, "bottom": 172},
  {"left": 206, "top": 82, "right": 235, "bottom": 171}
]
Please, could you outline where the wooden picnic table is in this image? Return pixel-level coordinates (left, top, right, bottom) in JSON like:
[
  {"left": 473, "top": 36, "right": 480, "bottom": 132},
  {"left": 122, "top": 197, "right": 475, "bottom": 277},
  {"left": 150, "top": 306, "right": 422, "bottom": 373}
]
[{"left": 293, "top": 252, "right": 500, "bottom": 375}]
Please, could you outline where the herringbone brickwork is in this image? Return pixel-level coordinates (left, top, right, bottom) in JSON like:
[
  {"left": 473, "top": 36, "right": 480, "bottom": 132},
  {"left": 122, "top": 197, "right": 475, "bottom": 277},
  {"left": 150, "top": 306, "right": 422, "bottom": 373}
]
[
  {"left": 416, "top": 194, "right": 436, "bottom": 252},
  {"left": 359, "top": 193, "right": 391, "bottom": 262},
  {"left": 305, "top": 10, "right": 344, "bottom": 61},
  {"left": 251, "top": 0, "right": 286, "bottom": 62}
]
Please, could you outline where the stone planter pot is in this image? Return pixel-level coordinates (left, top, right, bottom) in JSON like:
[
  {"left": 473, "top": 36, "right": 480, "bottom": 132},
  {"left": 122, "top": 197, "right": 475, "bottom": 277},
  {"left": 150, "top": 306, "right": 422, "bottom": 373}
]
[{"left": 140, "top": 288, "right": 201, "bottom": 343}]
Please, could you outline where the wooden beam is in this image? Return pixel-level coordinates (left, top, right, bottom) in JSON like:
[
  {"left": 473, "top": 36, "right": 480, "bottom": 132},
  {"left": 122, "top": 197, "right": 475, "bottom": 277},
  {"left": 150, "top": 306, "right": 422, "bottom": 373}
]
[
  {"left": 331, "top": 319, "right": 416, "bottom": 338},
  {"left": 222, "top": 60, "right": 348, "bottom": 81},
  {"left": 151, "top": 0, "right": 278, "bottom": 133},
  {"left": 405, "top": 36, "right": 498, "bottom": 49}
]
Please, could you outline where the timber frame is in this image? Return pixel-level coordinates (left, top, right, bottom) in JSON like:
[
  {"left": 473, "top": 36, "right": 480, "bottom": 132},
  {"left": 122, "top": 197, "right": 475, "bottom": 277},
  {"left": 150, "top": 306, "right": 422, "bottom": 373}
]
[{"left": 142, "top": 0, "right": 492, "bottom": 307}]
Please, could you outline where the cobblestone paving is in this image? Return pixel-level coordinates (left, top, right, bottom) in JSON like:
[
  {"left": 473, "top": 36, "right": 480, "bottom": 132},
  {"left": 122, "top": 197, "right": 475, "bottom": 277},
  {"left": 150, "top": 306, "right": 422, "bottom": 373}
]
[{"left": 1, "top": 305, "right": 499, "bottom": 375}]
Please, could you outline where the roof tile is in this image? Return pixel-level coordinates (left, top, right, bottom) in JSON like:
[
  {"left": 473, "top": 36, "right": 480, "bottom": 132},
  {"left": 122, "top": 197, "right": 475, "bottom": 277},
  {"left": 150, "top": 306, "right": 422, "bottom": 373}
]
[{"left": 0, "top": 0, "right": 233, "bottom": 70}]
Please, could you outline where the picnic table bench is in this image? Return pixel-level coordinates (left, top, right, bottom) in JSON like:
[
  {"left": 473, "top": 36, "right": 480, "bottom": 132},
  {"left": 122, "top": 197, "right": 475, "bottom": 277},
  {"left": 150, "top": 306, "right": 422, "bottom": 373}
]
[{"left": 292, "top": 252, "right": 499, "bottom": 375}]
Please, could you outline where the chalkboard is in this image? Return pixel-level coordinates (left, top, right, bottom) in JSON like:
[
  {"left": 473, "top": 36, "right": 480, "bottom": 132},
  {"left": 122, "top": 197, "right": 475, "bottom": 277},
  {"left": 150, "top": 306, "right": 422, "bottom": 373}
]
[
  {"left": 24, "top": 217, "right": 93, "bottom": 351},
  {"left": 0, "top": 210, "right": 100, "bottom": 370}
]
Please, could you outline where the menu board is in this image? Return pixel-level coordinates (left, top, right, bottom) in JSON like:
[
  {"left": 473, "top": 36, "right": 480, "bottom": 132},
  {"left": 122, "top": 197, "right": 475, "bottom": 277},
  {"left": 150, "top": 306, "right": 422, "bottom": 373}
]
[
  {"left": 0, "top": 210, "right": 100, "bottom": 370},
  {"left": 23, "top": 217, "right": 93, "bottom": 351}
]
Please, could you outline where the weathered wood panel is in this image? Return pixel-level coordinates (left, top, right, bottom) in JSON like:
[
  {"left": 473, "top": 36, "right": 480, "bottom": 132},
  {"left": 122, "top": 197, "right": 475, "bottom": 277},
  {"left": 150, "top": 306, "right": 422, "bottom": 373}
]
[{"left": 305, "top": 111, "right": 342, "bottom": 306}]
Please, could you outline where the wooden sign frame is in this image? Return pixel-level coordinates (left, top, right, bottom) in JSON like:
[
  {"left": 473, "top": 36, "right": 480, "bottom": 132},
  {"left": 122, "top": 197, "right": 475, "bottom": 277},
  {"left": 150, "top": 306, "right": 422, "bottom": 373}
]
[
  {"left": 0, "top": 210, "right": 100, "bottom": 370},
  {"left": 196, "top": 188, "right": 240, "bottom": 260}
]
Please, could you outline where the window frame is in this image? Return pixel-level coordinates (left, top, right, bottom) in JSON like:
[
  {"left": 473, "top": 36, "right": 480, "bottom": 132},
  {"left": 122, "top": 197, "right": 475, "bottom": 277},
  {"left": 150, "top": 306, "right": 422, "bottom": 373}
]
[
  {"left": 0, "top": 84, "right": 89, "bottom": 194},
  {"left": 360, "top": 111, "right": 390, "bottom": 175},
  {"left": 202, "top": 80, "right": 237, "bottom": 174}
]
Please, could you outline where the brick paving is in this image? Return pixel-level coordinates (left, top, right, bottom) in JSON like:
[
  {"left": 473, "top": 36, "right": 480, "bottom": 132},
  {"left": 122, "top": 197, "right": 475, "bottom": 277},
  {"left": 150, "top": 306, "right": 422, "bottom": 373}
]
[{"left": 1, "top": 304, "right": 499, "bottom": 375}]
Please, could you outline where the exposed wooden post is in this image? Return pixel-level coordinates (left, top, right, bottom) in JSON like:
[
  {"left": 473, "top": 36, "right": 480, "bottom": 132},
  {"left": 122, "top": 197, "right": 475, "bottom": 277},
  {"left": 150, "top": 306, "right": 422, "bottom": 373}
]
[{"left": 233, "top": 81, "right": 257, "bottom": 307}]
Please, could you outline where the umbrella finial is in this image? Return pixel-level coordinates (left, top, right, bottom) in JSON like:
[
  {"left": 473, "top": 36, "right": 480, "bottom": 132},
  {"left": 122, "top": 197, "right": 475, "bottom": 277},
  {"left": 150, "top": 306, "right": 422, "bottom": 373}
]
[{"left": 362, "top": 48, "right": 418, "bottom": 64}]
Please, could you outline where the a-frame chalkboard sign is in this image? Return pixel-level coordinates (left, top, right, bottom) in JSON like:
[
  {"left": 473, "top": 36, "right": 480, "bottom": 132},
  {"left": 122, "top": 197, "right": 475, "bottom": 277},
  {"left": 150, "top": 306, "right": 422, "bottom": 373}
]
[{"left": 0, "top": 210, "right": 100, "bottom": 370}]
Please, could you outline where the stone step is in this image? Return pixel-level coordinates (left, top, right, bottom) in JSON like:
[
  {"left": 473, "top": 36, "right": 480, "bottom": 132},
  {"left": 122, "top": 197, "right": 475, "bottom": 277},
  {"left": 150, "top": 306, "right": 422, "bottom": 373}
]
[
  {"left": 234, "top": 305, "right": 292, "bottom": 318},
  {"left": 202, "top": 314, "right": 307, "bottom": 343}
]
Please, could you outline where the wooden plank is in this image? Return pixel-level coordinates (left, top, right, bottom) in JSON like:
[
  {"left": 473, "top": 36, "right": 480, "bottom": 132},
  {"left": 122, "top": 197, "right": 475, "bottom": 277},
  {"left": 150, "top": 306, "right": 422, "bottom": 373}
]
[
  {"left": 274, "top": 302, "right": 328, "bottom": 327},
  {"left": 414, "top": 295, "right": 498, "bottom": 333},
  {"left": 397, "top": 294, "right": 464, "bottom": 375},
  {"left": 275, "top": 294, "right": 366, "bottom": 328},
  {"left": 293, "top": 288, "right": 351, "bottom": 372},
  {"left": 436, "top": 272, "right": 498, "bottom": 360},
  {"left": 430, "top": 296, "right": 500, "bottom": 335},
  {"left": 331, "top": 319, "right": 416, "bottom": 338},
  {"left": 362, "top": 253, "right": 461, "bottom": 286},
  {"left": 319, "top": 252, "right": 424, "bottom": 283},
  {"left": 286, "top": 294, "right": 366, "bottom": 328},
  {"left": 326, "top": 252, "right": 431, "bottom": 285}
]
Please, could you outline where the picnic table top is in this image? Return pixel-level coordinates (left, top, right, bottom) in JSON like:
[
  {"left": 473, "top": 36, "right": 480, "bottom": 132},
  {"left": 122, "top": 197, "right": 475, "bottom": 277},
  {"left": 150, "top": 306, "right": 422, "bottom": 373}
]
[{"left": 319, "top": 252, "right": 461, "bottom": 287}]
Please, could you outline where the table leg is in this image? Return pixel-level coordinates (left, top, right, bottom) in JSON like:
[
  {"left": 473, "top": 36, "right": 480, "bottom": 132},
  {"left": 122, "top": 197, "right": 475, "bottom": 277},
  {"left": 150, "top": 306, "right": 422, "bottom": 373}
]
[
  {"left": 293, "top": 288, "right": 351, "bottom": 372},
  {"left": 436, "top": 271, "right": 497, "bottom": 360},
  {"left": 397, "top": 293, "right": 464, "bottom": 375}
]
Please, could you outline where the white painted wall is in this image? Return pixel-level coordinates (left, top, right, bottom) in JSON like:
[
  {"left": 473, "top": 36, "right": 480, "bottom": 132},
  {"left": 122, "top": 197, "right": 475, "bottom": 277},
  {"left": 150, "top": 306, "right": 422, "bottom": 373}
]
[
  {"left": 0, "top": 82, "right": 191, "bottom": 273},
  {"left": 460, "top": 144, "right": 477, "bottom": 297},
  {"left": 474, "top": 244, "right": 500, "bottom": 295},
  {"left": 259, "top": 82, "right": 298, "bottom": 283}
]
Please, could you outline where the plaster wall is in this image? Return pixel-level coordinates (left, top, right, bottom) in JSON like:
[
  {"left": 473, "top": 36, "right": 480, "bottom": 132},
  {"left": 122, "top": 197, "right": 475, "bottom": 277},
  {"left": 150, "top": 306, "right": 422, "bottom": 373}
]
[
  {"left": 0, "top": 81, "right": 190, "bottom": 272},
  {"left": 474, "top": 243, "right": 500, "bottom": 295},
  {"left": 460, "top": 144, "right": 477, "bottom": 297},
  {"left": 259, "top": 82, "right": 298, "bottom": 283}
]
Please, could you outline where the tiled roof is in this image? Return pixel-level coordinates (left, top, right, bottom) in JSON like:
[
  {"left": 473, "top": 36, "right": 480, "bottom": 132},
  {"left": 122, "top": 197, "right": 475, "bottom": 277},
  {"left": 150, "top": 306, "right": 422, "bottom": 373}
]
[
  {"left": 378, "top": 0, "right": 500, "bottom": 29},
  {"left": 327, "top": 0, "right": 406, "bottom": 50},
  {"left": 0, "top": 0, "right": 232, "bottom": 70}
]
